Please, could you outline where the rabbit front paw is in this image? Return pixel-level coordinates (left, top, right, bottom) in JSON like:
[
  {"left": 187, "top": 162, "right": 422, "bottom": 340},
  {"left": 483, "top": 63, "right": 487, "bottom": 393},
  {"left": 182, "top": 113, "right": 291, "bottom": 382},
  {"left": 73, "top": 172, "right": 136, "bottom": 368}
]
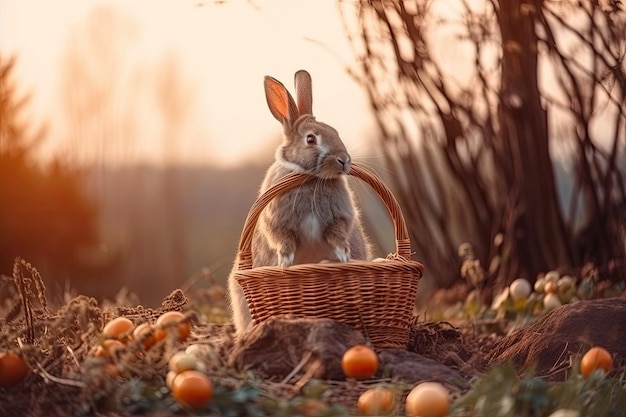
[
  {"left": 276, "top": 240, "right": 296, "bottom": 266},
  {"left": 278, "top": 252, "right": 295, "bottom": 267},
  {"left": 333, "top": 245, "right": 350, "bottom": 263}
]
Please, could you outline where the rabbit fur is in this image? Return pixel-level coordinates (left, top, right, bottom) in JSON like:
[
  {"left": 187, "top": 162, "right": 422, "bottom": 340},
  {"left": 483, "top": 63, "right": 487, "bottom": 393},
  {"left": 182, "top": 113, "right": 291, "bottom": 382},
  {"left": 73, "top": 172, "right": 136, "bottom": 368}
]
[{"left": 228, "top": 70, "right": 371, "bottom": 335}]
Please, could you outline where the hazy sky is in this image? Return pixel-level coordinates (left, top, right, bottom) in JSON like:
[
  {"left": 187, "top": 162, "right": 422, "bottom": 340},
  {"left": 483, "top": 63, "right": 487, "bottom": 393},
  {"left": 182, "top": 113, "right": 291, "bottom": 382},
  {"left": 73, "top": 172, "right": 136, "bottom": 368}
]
[{"left": 0, "top": 0, "right": 377, "bottom": 167}]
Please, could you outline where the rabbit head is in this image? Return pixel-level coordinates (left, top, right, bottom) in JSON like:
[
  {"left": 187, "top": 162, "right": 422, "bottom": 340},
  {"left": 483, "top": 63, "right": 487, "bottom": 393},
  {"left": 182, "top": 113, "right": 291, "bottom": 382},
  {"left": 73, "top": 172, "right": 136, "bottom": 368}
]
[{"left": 264, "top": 70, "right": 351, "bottom": 179}]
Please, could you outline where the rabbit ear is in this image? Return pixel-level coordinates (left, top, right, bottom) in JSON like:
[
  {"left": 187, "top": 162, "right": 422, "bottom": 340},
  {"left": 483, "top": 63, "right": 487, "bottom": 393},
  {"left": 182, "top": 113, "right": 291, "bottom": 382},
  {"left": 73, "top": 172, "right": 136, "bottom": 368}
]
[
  {"left": 264, "top": 76, "right": 298, "bottom": 125},
  {"left": 294, "top": 70, "right": 313, "bottom": 116}
]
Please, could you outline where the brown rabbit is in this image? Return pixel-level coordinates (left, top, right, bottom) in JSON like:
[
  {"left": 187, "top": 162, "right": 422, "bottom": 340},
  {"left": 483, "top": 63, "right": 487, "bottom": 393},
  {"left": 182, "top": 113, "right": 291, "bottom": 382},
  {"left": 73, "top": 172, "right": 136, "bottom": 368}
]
[{"left": 228, "top": 70, "right": 371, "bottom": 334}]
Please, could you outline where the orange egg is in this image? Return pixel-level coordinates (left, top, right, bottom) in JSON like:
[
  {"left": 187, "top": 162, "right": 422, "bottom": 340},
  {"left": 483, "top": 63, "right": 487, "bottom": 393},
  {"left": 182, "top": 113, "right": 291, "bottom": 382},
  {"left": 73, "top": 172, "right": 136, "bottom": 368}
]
[
  {"left": 405, "top": 382, "right": 450, "bottom": 417},
  {"left": 133, "top": 322, "right": 157, "bottom": 350},
  {"left": 0, "top": 351, "right": 30, "bottom": 388},
  {"left": 341, "top": 345, "right": 379, "bottom": 380},
  {"left": 155, "top": 311, "right": 191, "bottom": 342},
  {"left": 580, "top": 346, "right": 613, "bottom": 378},
  {"left": 171, "top": 370, "right": 213, "bottom": 409},
  {"left": 296, "top": 399, "right": 329, "bottom": 416},
  {"left": 544, "top": 281, "right": 559, "bottom": 294},
  {"left": 357, "top": 387, "right": 396, "bottom": 416},
  {"left": 93, "top": 339, "right": 125, "bottom": 358},
  {"left": 102, "top": 317, "right": 135, "bottom": 341}
]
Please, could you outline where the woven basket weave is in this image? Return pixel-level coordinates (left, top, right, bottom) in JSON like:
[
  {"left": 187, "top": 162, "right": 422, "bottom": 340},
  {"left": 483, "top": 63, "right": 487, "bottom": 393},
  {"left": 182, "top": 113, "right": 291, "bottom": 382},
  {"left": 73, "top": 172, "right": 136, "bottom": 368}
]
[{"left": 233, "top": 164, "right": 423, "bottom": 349}]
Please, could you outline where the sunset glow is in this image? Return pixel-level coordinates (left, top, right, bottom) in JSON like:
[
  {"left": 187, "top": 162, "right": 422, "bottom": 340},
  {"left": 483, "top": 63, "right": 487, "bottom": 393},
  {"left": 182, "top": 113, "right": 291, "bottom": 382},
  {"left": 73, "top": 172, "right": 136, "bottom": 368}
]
[{"left": 1, "top": 0, "right": 376, "bottom": 166}]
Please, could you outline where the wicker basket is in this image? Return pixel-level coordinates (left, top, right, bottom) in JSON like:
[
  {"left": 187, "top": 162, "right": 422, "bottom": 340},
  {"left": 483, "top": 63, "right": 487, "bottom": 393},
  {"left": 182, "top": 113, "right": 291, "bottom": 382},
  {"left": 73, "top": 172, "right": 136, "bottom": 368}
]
[{"left": 233, "top": 164, "right": 423, "bottom": 349}]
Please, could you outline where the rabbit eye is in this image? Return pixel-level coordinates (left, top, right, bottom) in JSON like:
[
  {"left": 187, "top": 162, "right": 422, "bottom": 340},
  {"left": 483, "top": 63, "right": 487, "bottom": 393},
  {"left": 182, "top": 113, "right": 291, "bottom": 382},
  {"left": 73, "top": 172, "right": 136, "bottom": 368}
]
[{"left": 305, "top": 134, "right": 317, "bottom": 145}]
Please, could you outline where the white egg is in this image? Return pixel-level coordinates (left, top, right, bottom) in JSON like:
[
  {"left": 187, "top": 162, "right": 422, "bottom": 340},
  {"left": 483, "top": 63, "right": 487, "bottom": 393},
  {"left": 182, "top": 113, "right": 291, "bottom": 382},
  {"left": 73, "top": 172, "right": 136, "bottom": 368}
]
[
  {"left": 509, "top": 278, "right": 532, "bottom": 300},
  {"left": 543, "top": 293, "right": 562, "bottom": 311}
]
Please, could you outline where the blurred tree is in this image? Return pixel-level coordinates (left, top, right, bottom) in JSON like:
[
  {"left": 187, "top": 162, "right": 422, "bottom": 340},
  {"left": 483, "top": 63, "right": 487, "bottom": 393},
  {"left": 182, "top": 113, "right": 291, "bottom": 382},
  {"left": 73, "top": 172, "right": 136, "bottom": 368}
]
[
  {"left": 154, "top": 53, "right": 197, "bottom": 283},
  {"left": 59, "top": 4, "right": 139, "bottom": 168},
  {"left": 57, "top": 6, "right": 202, "bottom": 303},
  {"left": 340, "top": 0, "right": 625, "bottom": 292},
  {"left": 0, "top": 56, "right": 102, "bottom": 286}
]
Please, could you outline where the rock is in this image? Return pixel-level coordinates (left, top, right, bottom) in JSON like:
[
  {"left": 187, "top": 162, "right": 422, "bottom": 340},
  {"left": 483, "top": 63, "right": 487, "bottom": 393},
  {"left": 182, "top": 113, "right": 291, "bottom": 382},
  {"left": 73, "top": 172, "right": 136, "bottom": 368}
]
[
  {"left": 228, "top": 317, "right": 366, "bottom": 380},
  {"left": 379, "top": 349, "right": 468, "bottom": 391},
  {"left": 486, "top": 297, "right": 626, "bottom": 380}
]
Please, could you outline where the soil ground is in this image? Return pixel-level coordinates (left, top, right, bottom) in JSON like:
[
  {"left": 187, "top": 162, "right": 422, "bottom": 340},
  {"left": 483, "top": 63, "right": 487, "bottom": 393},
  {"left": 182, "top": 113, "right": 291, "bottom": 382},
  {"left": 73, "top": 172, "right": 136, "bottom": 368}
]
[{"left": 1, "top": 266, "right": 625, "bottom": 416}]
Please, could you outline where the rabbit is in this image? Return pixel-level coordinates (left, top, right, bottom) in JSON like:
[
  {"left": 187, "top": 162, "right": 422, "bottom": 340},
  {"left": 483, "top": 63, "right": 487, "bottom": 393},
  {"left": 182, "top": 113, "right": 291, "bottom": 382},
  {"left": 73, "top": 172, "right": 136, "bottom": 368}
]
[{"left": 228, "top": 70, "right": 372, "bottom": 335}]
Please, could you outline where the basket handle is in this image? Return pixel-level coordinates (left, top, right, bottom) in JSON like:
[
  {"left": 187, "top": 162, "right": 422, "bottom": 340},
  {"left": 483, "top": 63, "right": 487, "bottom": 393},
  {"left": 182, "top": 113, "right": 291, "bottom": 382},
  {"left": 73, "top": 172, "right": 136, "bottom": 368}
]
[{"left": 236, "top": 163, "right": 412, "bottom": 270}]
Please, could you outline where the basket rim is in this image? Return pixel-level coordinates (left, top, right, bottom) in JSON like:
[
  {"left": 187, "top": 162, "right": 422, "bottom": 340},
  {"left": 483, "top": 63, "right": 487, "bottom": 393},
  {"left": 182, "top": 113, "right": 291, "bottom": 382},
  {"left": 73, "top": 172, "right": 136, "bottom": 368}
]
[
  {"left": 234, "top": 256, "right": 424, "bottom": 279},
  {"left": 236, "top": 163, "right": 413, "bottom": 271}
]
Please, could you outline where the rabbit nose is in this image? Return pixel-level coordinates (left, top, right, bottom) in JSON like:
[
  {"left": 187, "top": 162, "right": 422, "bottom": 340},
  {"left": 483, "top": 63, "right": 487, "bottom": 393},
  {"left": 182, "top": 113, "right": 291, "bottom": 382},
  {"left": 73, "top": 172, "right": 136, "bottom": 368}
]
[{"left": 337, "top": 153, "right": 351, "bottom": 173}]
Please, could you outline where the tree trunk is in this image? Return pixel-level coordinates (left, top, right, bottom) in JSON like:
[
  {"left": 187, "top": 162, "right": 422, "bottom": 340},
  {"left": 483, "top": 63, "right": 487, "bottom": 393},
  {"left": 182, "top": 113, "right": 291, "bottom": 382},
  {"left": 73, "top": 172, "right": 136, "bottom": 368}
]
[{"left": 496, "top": 0, "right": 572, "bottom": 279}]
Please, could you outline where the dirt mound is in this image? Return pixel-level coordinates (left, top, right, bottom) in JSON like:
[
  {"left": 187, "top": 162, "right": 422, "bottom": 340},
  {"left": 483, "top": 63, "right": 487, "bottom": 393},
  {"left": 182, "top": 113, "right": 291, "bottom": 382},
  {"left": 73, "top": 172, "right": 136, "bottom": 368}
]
[
  {"left": 486, "top": 297, "right": 626, "bottom": 380},
  {"left": 229, "top": 317, "right": 366, "bottom": 381},
  {"left": 229, "top": 317, "right": 472, "bottom": 395}
]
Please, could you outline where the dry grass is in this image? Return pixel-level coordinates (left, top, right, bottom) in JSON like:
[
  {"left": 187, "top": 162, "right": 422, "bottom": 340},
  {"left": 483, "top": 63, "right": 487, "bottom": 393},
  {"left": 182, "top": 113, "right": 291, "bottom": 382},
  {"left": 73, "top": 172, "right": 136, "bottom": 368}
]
[{"left": 2, "top": 258, "right": 625, "bottom": 417}]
